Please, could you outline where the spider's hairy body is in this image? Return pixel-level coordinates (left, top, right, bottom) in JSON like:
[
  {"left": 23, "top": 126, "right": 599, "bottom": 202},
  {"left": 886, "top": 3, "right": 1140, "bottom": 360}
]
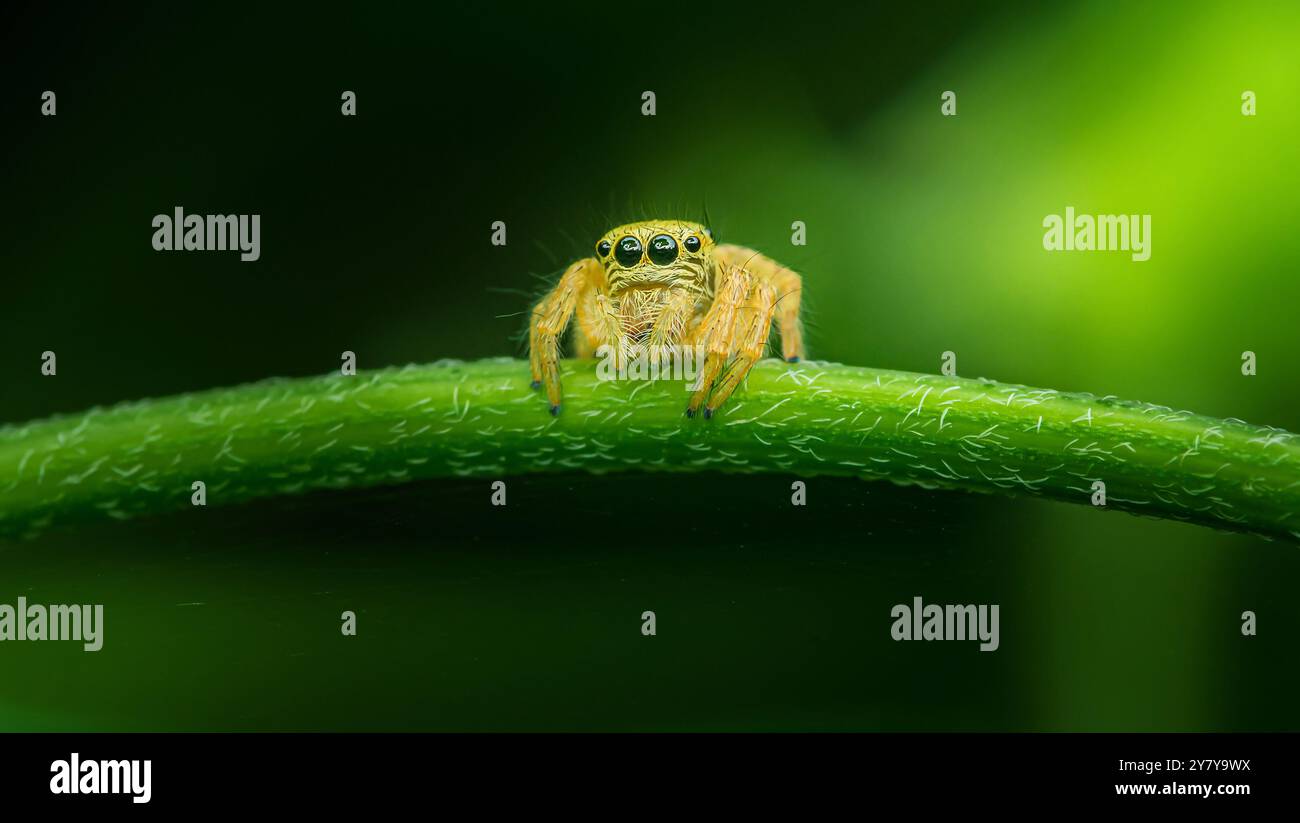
[{"left": 529, "top": 219, "right": 805, "bottom": 417}]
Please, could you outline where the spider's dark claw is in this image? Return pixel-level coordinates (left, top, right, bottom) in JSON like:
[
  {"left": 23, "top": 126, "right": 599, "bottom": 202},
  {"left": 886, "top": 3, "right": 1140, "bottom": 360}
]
[
  {"left": 549, "top": 404, "right": 561, "bottom": 417},
  {"left": 703, "top": 408, "right": 714, "bottom": 420},
  {"left": 685, "top": 407, "right": 695, "bottom": 419},
  {"left": 786, "top": 356, "right": 800, "bottom": 363},
  {"left": 530, "top": 380, "right": 542, "bottom": 389}
]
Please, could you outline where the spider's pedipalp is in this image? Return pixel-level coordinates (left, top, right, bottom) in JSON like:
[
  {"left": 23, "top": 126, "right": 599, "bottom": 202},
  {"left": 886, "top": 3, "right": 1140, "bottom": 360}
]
[{"left": 573, "top": 286, "right": 623, "bottom": 360}]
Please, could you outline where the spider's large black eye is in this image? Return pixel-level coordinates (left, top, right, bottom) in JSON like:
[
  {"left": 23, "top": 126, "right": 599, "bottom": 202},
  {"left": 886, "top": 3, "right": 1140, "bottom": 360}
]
[
  {"left": 597, "top": 240, "right": 612, "bottom": 257},
  {"left": 683, "top": 235, "right": 701, "bottom": 253},
  {"left": 648, "top": 234, "right": 678, "bottom": 265},
  {"left": 615, "top": 236, "right": 643, "bottom": 266}
]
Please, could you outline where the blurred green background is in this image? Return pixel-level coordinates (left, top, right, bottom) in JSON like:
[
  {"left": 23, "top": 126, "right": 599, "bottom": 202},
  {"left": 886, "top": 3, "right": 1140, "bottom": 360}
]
[{"left": 1, "top": 0, "right": 1297, "bottom": 730}]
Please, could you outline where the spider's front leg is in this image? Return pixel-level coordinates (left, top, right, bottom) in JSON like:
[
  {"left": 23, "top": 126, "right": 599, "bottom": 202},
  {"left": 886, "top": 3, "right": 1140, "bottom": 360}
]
[
  {"left": 529, "top": 258, "right": 601, "bottom": 415},
  {"left": 704, "top": 277, "right": 777, "bottom": 413},
  {"left": 686, "top": 264, "right": 769, "bottom": 418},
  {"left": 714, "top": 244, "right": 805, "bottom": 362}
]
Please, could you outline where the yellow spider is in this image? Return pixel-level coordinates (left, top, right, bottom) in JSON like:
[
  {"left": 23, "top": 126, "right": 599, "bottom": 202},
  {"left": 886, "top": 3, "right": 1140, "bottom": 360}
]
[{"left": 528, "top": 220, "right": 804, "bottom": 418}]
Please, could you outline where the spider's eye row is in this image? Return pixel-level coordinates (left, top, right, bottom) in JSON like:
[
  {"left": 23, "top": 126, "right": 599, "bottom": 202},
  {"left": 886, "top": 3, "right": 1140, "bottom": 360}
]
[
  {"left": 615, "top": 235, "right": 643, "bottom": 267},
  {"left": 683, "top": 235, "right": 702, "bottom": 253},
  {"left": 703, "top": 227, "right": 714, "bottom": 240},
  {"left": 597, "top": 240, "right": 612, "bottom": 257},
  {"left": 648, "top": 234, "right": 678, "bottom": 265}
]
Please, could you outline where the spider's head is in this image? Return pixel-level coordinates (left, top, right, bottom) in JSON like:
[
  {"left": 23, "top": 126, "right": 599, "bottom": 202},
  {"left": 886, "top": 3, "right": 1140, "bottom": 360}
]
[{"left": 594, "top": 220, "right": 716, "bottom": 295}]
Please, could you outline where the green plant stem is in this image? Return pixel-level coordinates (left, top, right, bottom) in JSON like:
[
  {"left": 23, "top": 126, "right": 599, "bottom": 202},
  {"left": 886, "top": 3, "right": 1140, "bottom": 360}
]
[{"left": 2, "top": 358, "right": 1297, "bottom": 541}]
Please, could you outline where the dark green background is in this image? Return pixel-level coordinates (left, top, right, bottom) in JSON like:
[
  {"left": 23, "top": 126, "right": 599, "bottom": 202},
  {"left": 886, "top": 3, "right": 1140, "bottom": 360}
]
[{"left": 2, "top": 1, "right": 1297, "bottom": 730}]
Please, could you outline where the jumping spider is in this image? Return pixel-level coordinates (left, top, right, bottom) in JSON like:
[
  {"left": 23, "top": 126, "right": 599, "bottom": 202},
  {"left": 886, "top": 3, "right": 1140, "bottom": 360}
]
[{"left": 528, "top": 220, "right": 804, "bottom": 418}]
